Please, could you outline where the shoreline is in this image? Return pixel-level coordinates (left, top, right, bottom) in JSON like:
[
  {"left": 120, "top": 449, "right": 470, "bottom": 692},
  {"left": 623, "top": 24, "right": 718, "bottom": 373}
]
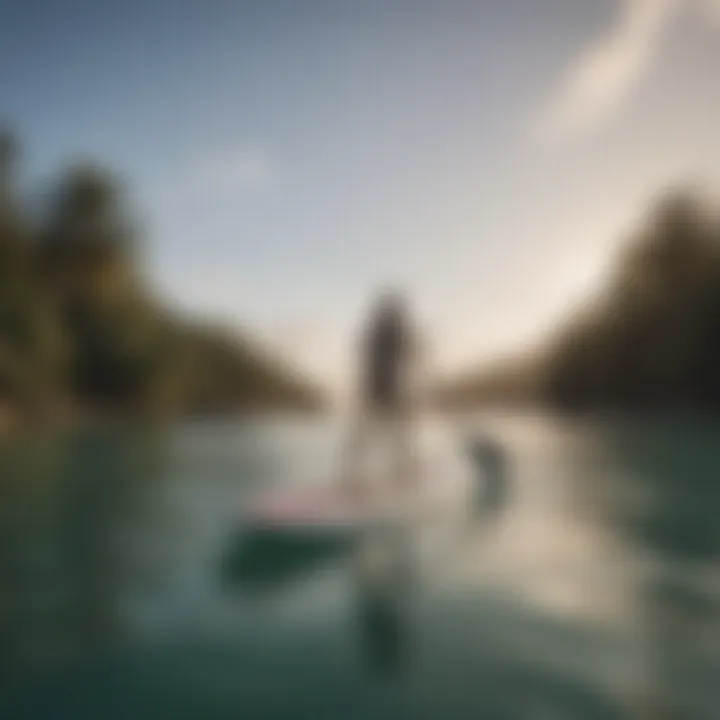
[{"left": 0, "top": 401, "right": 328, "bottom": 438}]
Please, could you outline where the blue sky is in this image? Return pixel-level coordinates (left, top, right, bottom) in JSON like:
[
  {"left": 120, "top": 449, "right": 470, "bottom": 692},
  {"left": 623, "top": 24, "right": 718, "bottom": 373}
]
[{"left": 3, "top": 0, "right": 720, "bottom": 388}]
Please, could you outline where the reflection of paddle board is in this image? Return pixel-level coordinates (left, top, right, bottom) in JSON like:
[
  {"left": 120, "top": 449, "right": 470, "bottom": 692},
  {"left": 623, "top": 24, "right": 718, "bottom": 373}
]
[
  {"left": 224, "top": 443, "right": 477, "bottom": 591},
  {"left": 222, "top": 522, "right": 356, "bottom": 591},
  {"left": 224, "top": 486, "right": 376, "bottom": 591}
]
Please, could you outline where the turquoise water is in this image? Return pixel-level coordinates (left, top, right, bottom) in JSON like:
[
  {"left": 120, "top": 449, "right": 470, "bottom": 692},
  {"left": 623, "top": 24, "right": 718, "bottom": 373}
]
[{"left": 1, "top": 414, "right": 719, "bottom": 718}]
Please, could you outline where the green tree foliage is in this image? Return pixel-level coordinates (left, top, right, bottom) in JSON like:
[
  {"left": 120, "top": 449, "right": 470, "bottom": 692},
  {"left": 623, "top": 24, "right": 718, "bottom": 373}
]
[
  {"left": 436, "top": 188, "right": 720, "bottom": 415},
  {"left": 543, "top": 190, "right": 720, "bottom": 412},
  {"left": 0, "top": 131, "right": 67, "bottom": 413},
  {"left": 0, "top": 130, "right": 323, "bottom": 423}
]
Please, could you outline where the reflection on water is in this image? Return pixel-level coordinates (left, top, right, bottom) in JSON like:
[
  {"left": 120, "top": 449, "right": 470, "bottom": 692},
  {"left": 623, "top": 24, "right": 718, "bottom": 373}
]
[
  {"left": 354, "top": 526, "right": 416, "bottom": 680},
  {"left": 0, "top": 426, "right": 166, "bottom": 675},
  {"left": 0, "top": 415, "right": 719, "bottom": 718},
  {"left": 606, "top": 420, "right": 720, "bottom": 717}
]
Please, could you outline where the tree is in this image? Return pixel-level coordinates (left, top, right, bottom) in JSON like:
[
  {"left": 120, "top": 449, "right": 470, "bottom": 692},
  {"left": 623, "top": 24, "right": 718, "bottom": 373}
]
[
  {"left": 0, "top": 130, "right": 324, "bottom": 421},
  {"left": 543, "top": 189, "right": 720, "bottom": 412}
]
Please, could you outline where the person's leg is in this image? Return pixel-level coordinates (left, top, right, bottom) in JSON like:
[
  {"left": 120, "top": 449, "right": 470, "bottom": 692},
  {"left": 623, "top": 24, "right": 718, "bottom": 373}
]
[
  {"left": 342, "top": 406, "right": 380, "bottom": 498},
  {"left": 390, "top": 407, "right": 416, "bottom": 493},
  {"left": 342, "top": 410, "right": 366, "bottom": 495}
]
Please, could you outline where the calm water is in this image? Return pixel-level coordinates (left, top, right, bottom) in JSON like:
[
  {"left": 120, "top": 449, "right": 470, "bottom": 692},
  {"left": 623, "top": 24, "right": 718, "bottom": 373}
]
[{"left": 1, "top": 414, "right": 719, "bottom": 719}]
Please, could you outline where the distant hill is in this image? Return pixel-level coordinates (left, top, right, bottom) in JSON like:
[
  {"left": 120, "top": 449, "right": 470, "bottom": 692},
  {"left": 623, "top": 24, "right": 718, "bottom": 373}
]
[
  {"left": 436, "top": 189, "right": 720, "bottom": 415},
  {"left": 433, "top": 354, "right": 543, "bottom": 411},
  {"left": 0, "top": 130, "right": 325, "bottom": 426}
]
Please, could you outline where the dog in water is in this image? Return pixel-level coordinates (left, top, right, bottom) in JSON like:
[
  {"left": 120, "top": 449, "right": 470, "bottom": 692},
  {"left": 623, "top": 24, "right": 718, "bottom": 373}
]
[{"left": 466, "top": 434, "right": 510, "bottom": 521}]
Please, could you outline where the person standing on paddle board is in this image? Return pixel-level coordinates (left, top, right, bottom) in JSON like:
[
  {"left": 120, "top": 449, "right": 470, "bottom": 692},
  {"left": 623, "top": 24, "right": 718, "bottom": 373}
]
[{"left": 344, "top": 290, "right": 421, "bottom": 496}]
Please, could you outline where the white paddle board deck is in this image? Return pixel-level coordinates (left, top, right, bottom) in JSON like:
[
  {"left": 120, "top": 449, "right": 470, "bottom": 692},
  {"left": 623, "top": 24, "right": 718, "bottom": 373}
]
[
  {"left": 242, "top": 452, "right": 475, "bottom": 534},
  {"left": 226, "top": 450, "right": 478, "bottom": 592}
]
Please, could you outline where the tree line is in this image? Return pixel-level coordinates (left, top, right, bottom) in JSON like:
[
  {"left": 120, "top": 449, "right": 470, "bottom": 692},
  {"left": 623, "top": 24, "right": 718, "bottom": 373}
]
[
  {"left": 436, "top": 189, "right": 720, "bottom": 414},
  {"left": 0, "top": 131, "right": 323, "bottom": 425}
]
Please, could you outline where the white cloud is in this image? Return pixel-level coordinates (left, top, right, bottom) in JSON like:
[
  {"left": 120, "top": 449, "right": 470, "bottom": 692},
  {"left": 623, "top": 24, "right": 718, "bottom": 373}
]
[
  {"left": 195, "top": 146, "right": 274, "bottom": 194},
  {"left": 537, "top": 0, "right": 720, "bottom": 143},
  {"left": 535, "top": 0, "right": 720, "bottom": 143},
  {"left": 538, "top": 0, "right": 681, "bottom": 142}
]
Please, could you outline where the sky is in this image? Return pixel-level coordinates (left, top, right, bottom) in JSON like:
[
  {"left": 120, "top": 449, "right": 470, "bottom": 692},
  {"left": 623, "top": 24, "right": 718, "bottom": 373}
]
[{"left": 3, "top": 0, "right": 720, "bottom": 390}]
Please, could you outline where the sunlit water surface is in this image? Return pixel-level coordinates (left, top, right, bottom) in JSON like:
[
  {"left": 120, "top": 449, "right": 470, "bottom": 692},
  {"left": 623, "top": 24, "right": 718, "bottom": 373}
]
[{"left": 1, "top": 413, "right": 719, "bottom": 718}]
